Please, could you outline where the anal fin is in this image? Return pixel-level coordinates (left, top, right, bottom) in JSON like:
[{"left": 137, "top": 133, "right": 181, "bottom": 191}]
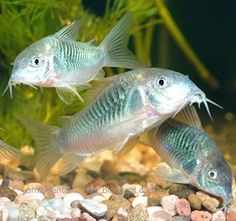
[{"left": 52, "top": 153, "right": 86, "bottom": 176}]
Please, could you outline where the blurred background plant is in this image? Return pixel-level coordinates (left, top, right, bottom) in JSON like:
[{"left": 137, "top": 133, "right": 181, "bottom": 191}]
[{"left": 0, "top": 0, "right": 235, "bottom": 148}]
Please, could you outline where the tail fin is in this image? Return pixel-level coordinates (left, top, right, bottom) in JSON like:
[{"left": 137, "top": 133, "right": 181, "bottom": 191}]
[
  {"left": 100, "top": 13, "right": 144, "bottom": 69},
  {"left": 17, "top": 116, "right": 62, "bottom": 178},
  {"left": 0, "top": 140, "right": 23, "bottom": 160}
]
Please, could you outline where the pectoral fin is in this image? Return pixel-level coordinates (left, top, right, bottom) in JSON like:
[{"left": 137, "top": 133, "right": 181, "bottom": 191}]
[
  {"left": 153, "top": 162, "right": 190, "bottom": 184},
  {"left": 56, "top": 85, "right": 86, "bottom": 104},
  {"left": 174, "top": 106, "right": 203, "bottom": 130}
]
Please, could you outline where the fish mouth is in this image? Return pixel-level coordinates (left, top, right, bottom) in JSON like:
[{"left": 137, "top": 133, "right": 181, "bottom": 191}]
[
  {"left": 172, "top": 90, "right": 222, "bottom": 120},
  {"left": 3, "top": 79, "right": 37, "bottom": 98}
]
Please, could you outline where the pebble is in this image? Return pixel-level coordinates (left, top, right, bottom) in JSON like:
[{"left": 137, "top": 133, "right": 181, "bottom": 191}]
[
  {"left": 147, "top": 189, "right": 168, "bottom": 206},
  {"left": 104, "top": 181, "right": 123, "bottom": 195},
  {"left": 71, "top": 207, "right": 81, "bottom": 218},
  {"left": 127, "top": 204, "right": 148, "bottom": 221},
  {"left": 97, "top": 187, "right": 113, "bottom": 200},
  {"left": 147, "top": 206, "right": 172, "bottom": 221},
  {"left": 123, "top": 189, "right": 135, "bottom": 199},
  {"left": 81, "top": 212, "right": 96, "bottom": 221},
  {"left": 212, "top": 210, "right": 226, "bottom": 221},
  {"left": 63, "top": 192, "right": 84, "bottom": 208},
  {"left": 161, "top": 195, "right": 179, "bottom": 216},
  {"left": 122, "top": 184, "right": 144, "bottom": 197},
  {"left": 117, "top": 207, "right": 128, "bottom": 217},
  {"left": 176, "top": 198, "right": 191, "bottom": 216},
  {"left": 170, "top": 216, "right": 190, "bottom": 221},
  {"left": 0, "top": 205, "right": 8, "bottom": 221},
  {"left": 132, "top": 196, "right": 148, "bottom": 207},
  {"left": 53, "top": 186, "right": 69, "bottom": 198},
  {"left": 103, "top": 195, "right": 131, "bottom": 220},
  {"left": 188, "top": 193, "right": 201, "bottom": 210},
  {"left": 190, "top": 210, "right": 212, "bottom": 221},
  {"left": 227, "top": 209, "right": 236, "bottom": 221},
  {"left": 85, "top": 178, "right": 106, "bottom": 194},
  {"left": 196, "top": 191, "right": 220, "bottom": 212},
  {"left": 7, "top": 203, "right": 20, "bottom": 221},
  {"left": 80, "top": 199, "right": 108, "bottom": 217},
  {"left": 19, "top": 204, "right": 35, "bottom": 220},
  {"left": 0, "top": 185, "right": 17, "bottom": 201},
  {"left": 48, "top": 198, "right": 64, "bottom": 211},
  {"left": 169, "top": 184, "right": 194, "bottom": 199},
  {"left": 91, "top": 194, "right": 106, "bottom": 203},
  {"left": 9, "top": 180, "right": 24, "bottom": 191},
  {"left": 25, "top": 191, "right": 45, "bottom": 201}
]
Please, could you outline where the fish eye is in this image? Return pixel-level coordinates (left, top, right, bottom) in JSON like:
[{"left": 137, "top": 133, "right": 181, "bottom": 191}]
[
  {"left": 31, "top": 57, "right": 41, "bottom": 66},
  {"left": 156, "top": 78, "right": 168, "bottom": 88},
  {"left": 208, "top": 170, "right": 218, "bottom": 180}
]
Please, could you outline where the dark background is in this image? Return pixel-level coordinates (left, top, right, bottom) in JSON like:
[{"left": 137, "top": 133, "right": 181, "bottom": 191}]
[{"left": 83, "top": 0, "right": 236, "bottom": 114}]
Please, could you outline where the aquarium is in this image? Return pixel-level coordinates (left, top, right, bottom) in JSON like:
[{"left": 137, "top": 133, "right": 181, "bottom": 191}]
[{"left": 0, "top": 0, "right": 235, "bottom": 220}]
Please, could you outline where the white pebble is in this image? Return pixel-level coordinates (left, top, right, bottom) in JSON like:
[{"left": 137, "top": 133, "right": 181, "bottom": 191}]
[
  {"left": 97, "top": 187, "right": 112, "bottom": 199},
  {"left": 132, "top": 196, "right": 148, "bottom": 207},
  {"left": 147, "top": 206, "right": 173, "bottom": 221},
  {"left": 48, "top": 198, "right": 64, "bottom": 210},
  {"left": 0, "top": 205, "right": 8, "bottom": 221},
  {"left": 0, "top": 197, "right": 10, "bottom": 204},
  {"left": 71, "top": 207, "right": 82, "bottom": 218},
  {"left": 63, "top": 192, "right": 84, "bottom": 208},
  {"left": 161, "top": 195, "right": 179, "bottom": 216},
  {"left": 122, "top": 184, "right": 144, "bottom": 196},
  {"left": 6, "top": 204, "right": 19, "bottom": 221},
  {"left": 117, "top": 207, "right": 128, "bottom": 217},
  {"left": 92, "top": 194, "right": 106, "bottom": 203},
  {"left": 25, "top": 191, "right": 44, "bottom": 201},
  {"left": 36, "top": 206, "right": 48, "bottom": 217},
  {"left": 212, "top": 210, "right": 226, "bottom": 221},
  {"left": 80, "top": 199, "right": 108, "bottom": 217}
]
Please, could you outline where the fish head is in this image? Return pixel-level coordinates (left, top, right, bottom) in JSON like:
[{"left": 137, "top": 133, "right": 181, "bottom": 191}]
[
  {"left": 195, "top": 146, "right": 233, "bottom": 207},
  {"left": 146, "top": 68, "right": 221, "bottom": 120},
  {"left": 7, "top": 37, "right": 57, "bottom": 95}
]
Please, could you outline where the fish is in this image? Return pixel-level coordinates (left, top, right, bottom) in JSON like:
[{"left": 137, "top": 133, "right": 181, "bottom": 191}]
[
  {"left": 6, "top": 13, "right": 144, "bottom": 104},
  {"left": 17, "top": 67, "right": 220, "bottom": 178},
  {"left": 0, "top": 139, "right": 23, "bottom": 162},
  {"left": 141, "top": 105, "right": 233, "bottom": 209}
]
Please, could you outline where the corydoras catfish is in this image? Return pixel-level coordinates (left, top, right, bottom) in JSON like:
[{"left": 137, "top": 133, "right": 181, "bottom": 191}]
[
  {"left": 141, "top": 106, "right": 233, "bottom": 209},
  {"left": 7, "top": 13, "right": 144, "bottom": 104},
  {"left": 17, "top": 68, "right": 220, "bottom": 178}
]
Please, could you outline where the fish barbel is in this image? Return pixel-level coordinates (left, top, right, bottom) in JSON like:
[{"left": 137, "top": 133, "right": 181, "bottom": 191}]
[
  {"left": 17, "top": 68, "right": 221, "bottom": 177},
  {"left": 141, "top": 106, "right": 233, "bottom": 208},
  {"left": 6, "top": 13, "right": 144, "bottom": 104}
]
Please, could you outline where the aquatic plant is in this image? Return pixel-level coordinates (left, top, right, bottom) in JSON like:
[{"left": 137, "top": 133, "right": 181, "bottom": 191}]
[{"left": 0, "top": 0, "right": 216, "bottom": 147}]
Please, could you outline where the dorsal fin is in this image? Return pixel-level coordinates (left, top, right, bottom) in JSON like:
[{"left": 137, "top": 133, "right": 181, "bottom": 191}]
[
  {"left": 174, "top": 105, "right": 203, "bottom": 129},
  {"left": 53, "top": 20, "right": 82, "bottom": 40}
]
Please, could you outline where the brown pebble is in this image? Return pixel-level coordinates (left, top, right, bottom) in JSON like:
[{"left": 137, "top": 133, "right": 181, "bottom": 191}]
[
  {"left": 127, "top": 205, "right": 148, "bottom": 221},
  {"left": 169, "top": 183, "right": 194, "bottom": 199},
  {"left": 196, "top": 191, "right": 219, "bottom": 213},
  {"left": 147, "top": 189, "right": 168, "bottom": 206},
  {"left": 85, "top": 178, "right": 106, "bottom": 194},
  {"left": 0, "top": 185, "right": 17, "bottom": 201},
  {"left": 188, "top": 193, "right": 201, "bottom": 210},
  {"left": 104, "top": 181, "right": 123, "bottom": 195},
  {"left": 103, "top": 194, "right": 131, "bottom": 220}
]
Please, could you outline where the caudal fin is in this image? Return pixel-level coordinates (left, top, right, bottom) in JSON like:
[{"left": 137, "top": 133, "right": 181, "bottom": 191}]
[
  {"left": 17, "top": 116, "right": 62, "bottom": 178},
  {"left": 0, "top": 140, "right": 23, "bottom": 160},
  {"left": 100, "top": 13, "right": 144, "bottom": 69}
]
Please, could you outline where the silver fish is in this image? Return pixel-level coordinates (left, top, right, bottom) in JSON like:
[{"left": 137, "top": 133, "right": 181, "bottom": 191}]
[
  {"left": 141, "top": 106, "right": 233, "bottom": 208},
  {"left": 17, "top": 68, "right": 220, "bottom": 178},
  {"left": 6, "top": 13, "right": 144, "bottom": 104}
]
